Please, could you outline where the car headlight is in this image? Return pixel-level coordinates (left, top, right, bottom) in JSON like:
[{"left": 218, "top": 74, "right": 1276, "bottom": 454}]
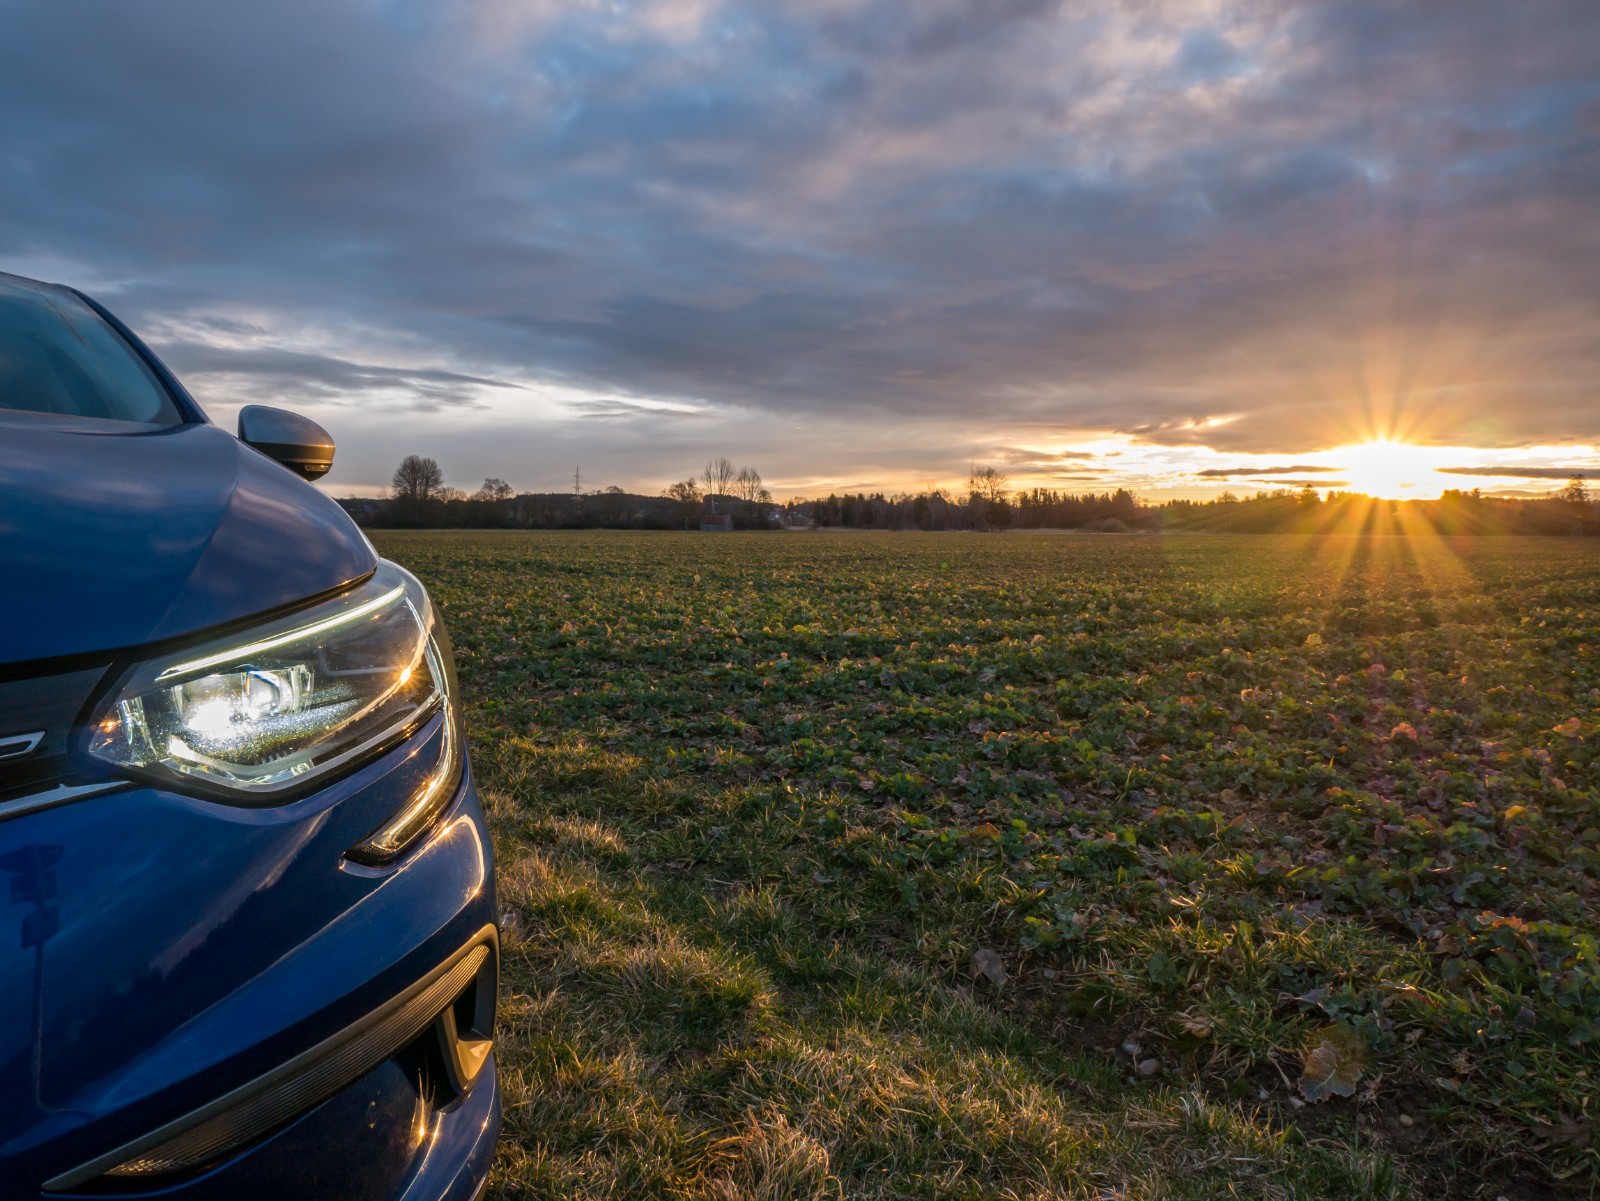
[{"left": 86, "top": 563, "right": 458, "bottom": 817}]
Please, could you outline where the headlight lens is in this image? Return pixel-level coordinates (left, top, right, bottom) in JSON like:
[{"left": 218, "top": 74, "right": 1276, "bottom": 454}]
[{"left": 87, "top": 563, "right": 451, "bottom": 800}]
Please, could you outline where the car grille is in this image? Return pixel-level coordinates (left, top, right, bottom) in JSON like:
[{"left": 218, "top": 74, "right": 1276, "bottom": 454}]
[{"left": 0, "top": 665, "right": 109, "bottom": 807}]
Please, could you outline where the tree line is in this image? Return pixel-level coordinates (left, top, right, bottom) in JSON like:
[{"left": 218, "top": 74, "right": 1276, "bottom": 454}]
[
  {"left": 807, "top": 476, "right": 1599, "bottom": 535},
  {"left": 367, "top": 455, "right": 778, "bottom": 530},
  {"left": 348, "top": 456, "right": 1598, "bottom": 536}
]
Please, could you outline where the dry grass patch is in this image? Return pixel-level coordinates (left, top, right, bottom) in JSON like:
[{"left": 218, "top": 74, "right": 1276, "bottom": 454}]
[{"left": 705, "top": 1109, "right": 842, "bottom": 1201}]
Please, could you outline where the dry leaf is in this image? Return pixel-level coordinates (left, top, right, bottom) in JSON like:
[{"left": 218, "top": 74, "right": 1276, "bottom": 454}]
[
  {"left": 1298, "top": 1023, "right": 1366, "bottom": 1102},
  {"left": 1537, "top": 1115, "right": 1593, "bottom": 1148},
  {"left": 970, "top": 947, "right": 1008, "bottom": 987}
]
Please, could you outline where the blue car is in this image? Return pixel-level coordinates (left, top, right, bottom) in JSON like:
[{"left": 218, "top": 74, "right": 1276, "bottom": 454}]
[{"left": 0, "top": 270, "right": 500, "bottom": 1199}]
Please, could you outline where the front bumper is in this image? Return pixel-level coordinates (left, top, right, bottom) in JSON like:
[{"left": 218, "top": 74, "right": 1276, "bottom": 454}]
[
  {"left": 54, "top": 1045, "right": 504, "bottom": 1201},
  {"left": 0, "top": 716, "right": 499, "bottom": 1200}
]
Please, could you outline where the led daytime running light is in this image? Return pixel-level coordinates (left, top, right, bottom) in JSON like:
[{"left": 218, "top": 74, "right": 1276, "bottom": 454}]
[{"left": 155, "top": 585, "right": 407, "bottom": 683}]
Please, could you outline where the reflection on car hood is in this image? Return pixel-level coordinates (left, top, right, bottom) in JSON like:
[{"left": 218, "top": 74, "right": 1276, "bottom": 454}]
[{"left": 0, "top": 413, "right": 376, "bottom": 665}]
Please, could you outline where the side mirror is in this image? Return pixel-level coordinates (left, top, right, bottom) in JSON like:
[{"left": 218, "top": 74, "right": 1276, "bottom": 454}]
[{"left": 238, "top": 405, "right": 335, "bottom": 480}]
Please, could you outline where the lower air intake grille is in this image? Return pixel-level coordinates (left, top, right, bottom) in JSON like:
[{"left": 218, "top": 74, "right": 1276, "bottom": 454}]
[{"left": 46, "top": 935, "right": 494, "bottom": 1191}]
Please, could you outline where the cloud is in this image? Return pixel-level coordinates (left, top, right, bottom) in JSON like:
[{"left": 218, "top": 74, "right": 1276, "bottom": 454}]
[
  {"left": 564, "top": 398, "right": 709, "bottom": 420},
  {"left": 989, "top": 446, "right": 1099, "bottom": 463},
  {"left": 1196, "top": 465, "right": 1345, "bottom": 478},
  {"left": 155, "top": 342, "right": 517, "bottom": 411},
  {"left": 1438, "top": 465, "right": 1596, "bottom": 479},
  {"left": 1, "top": 0, "right": 1596, "bottom": 490}
]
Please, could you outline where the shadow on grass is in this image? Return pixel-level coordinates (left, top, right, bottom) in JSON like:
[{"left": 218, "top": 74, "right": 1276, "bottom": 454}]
[{"left": 480, "top": 737, "right": 1406, "bottom": 1201}]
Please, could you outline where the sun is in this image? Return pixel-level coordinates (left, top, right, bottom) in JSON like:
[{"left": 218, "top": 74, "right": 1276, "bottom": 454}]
[{"left": 1337, "top": 440, "right": 1451, "bottom": 499}]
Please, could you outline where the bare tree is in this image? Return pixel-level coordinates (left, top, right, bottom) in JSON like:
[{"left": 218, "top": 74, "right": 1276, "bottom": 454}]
[
  {"left": 663, "top": 479, "right": 703, "bottom": 529},
  {"left": 967, "top": 465, "right": 1011, "bottom": 531},
  {"left": 728, "top": 465, "right": 774, "bottom": 523},
  {"left": 1563, "top": 474, "right": 1591, "bottom": 535},
  {"left": 702, "top": 457, "right": 736, "bottom": 512},
  {"left": 733, "top": 466, "right": 758, "bottom": 502},
  {"left": 968, "top": 464, "right": 1009, "bottom": 505},
  {"left": 473, "top": 477, "right": 514, "bottom": 502},
  {"left": 392, "top": 455, "right": 444, "bottom": 502}
]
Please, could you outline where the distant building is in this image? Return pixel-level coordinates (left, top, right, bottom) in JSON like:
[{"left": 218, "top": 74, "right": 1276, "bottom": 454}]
[
  {"left": 334, "top": 497, "right": 384, "bottom": 523},
  {"left": 702, "top": 493, "right": 737, "bottom": 530}
]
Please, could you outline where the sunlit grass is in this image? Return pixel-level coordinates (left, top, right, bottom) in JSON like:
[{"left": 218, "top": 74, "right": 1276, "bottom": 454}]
[{"left": 476, "top": 762, "right": 1411, "bottom": 1200}]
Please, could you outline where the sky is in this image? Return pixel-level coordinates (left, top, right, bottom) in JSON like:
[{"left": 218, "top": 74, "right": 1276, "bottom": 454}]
[{"left": 3, "top": 0, "right": 1598, "bottom": 501}]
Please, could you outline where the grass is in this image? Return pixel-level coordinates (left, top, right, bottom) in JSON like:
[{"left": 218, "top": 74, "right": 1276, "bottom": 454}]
[{"left": 372, "top": 530, "right": 1600, "bottom": 1199}]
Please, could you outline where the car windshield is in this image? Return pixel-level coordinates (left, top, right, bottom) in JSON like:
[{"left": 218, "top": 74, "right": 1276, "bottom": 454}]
[{"left": 0, "top": 275, "right": 182, "bottom": 424}]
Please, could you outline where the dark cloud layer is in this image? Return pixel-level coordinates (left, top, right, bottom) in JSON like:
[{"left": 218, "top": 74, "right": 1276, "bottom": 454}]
[
  {"left": 1440, "top": 465, "right": 1595, "bottom": 480},
  {"left": 2, "top": 0, "right": 1597, "bottom": 488},
  {"left": 1197, "top": 465, "right": 1345, "bottom": 478}
]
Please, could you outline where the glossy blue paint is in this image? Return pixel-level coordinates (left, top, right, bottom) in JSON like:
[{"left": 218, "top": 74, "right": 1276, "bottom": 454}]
[
  {"left": 0, "top": 760, "right": 497, "bottom": 1194},
  {"left": 0, "top": 410, "right": 376, "bottom": 667},
  {"left": 0, "top": 275, "right": 497, "bottom": 1200}
]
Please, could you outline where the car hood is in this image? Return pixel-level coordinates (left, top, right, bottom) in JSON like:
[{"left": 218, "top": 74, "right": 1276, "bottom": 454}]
[{"left": 0, "top": 413, "right": 376, "bottom": 666}]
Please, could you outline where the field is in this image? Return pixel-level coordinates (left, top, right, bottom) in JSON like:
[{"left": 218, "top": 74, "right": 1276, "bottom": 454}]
[{"left": 373, "top": 530, "right": 1600, "bottom": 1200}]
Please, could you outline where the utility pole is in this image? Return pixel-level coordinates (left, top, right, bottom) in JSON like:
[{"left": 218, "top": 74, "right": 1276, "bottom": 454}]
[{"left": 573, "top": 465, "right": 582, "bottom": 499}]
